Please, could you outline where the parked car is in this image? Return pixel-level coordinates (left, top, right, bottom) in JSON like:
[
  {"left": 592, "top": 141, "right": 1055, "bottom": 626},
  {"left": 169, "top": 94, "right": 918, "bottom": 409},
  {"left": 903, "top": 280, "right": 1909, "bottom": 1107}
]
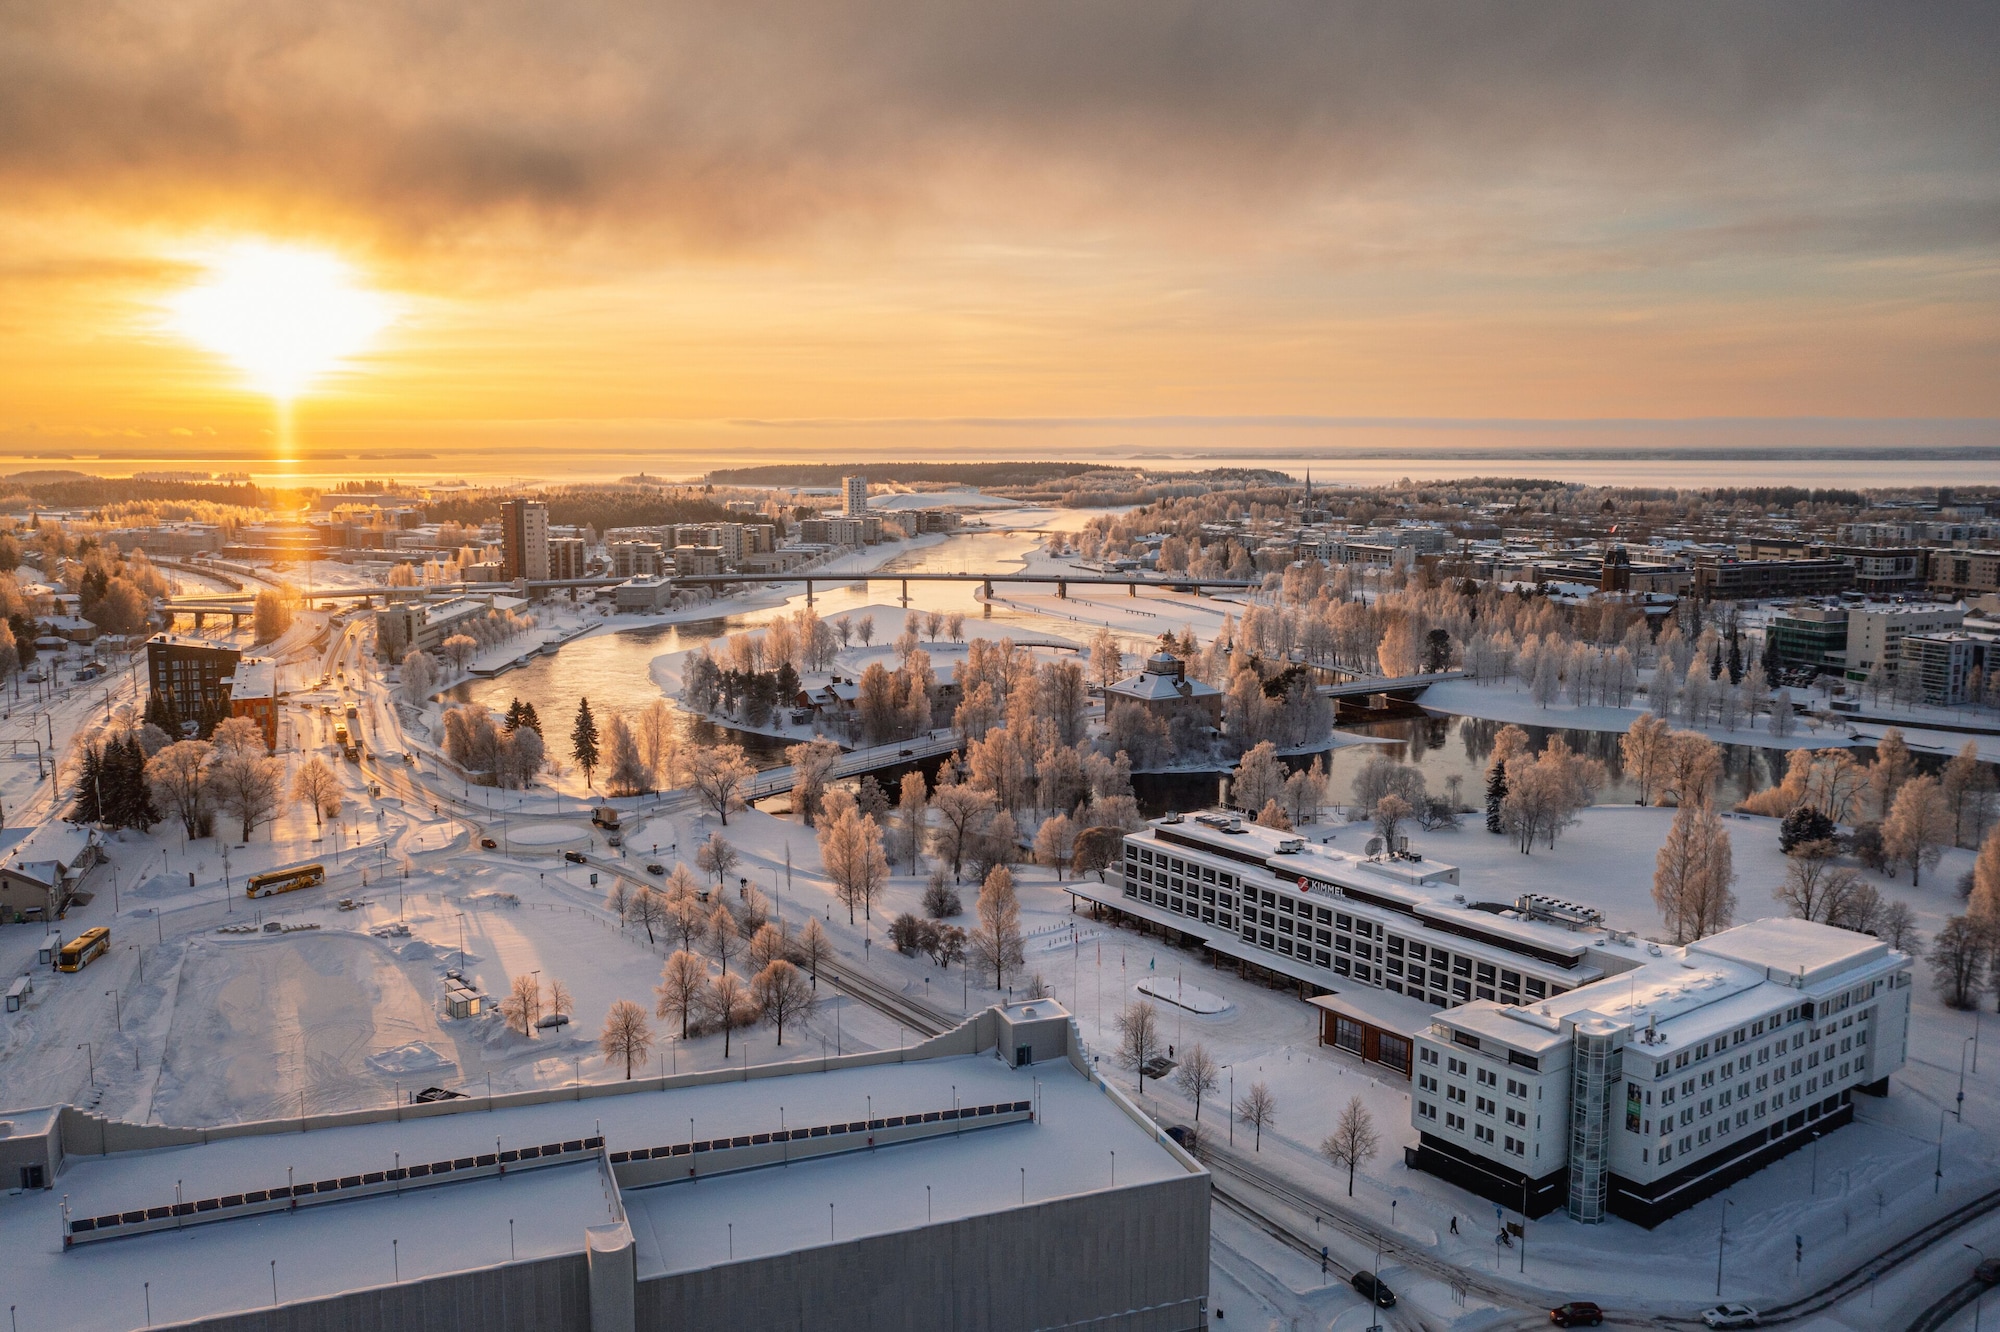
[
  {"left": 898, "top": 748, "right": 914, "bottom": 757},
  {"left": 1350, "top": 1272, "right": 1395, "bottom": 1308},
  {"left": 564, "top": 850, "right": 587, "bottom": 864},
  {"left": 1701, "top": 1306, "right": 1758, "bottom": 1329},
  {"left": 480, "top": 838, "right": 497, "bottom": 850},
  {"left": 645, "top": 863, "right": 666, "bottom": 876},
  {"left": 1550, "top": 1303, "right": 1603, "bottom": 1327}
]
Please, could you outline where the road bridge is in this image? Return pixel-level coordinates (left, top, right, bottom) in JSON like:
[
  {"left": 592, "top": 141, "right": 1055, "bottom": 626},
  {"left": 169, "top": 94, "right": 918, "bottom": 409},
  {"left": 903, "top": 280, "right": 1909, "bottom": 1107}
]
[{"left": 163, "top": 568, "right": 1264, "bottom": 616}]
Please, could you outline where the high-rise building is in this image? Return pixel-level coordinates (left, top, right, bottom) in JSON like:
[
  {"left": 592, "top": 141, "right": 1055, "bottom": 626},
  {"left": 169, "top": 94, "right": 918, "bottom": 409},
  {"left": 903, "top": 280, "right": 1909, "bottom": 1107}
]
[
  {"left": 548, "top": 536, "right": 587, "bottom": 582},
  {"left": 499, "top": 499, "right": 549, "bottom": 582},
  {"left": 842, "top": 475, "right": 868, "bottom": 516}
]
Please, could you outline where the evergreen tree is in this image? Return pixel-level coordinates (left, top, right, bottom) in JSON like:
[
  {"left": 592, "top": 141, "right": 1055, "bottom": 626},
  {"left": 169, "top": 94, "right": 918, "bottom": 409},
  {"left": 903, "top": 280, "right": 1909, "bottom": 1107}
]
[
  {"left": 111, "top": 736, "right": 159, "bottom": 830},
  {"left": 70, "top": 744, "right": 103, "bottom": 825},
  {"left": 144, "top": 691, "right": 176, "bottom": 732},
  {"left": 503, "top": 699, "right": 524, "bottom": 733},
  {"left": 572, "top": 697, "right": 600, "bottom": 788},
  {"left": 519, "top": 701, "right": 542, "bottom": 735},
  {"left": 1485, "top": 763, "right": 1507, "bottom": 834},
  {"left": 1709, "top": 644, "right": 1723, "bottom": 680},
  {"left": 100, "top": 739, "right": 134, "bottom": 829},
  {"left": 1726, "top": 633, "right": 1743, "bottom": 685}
]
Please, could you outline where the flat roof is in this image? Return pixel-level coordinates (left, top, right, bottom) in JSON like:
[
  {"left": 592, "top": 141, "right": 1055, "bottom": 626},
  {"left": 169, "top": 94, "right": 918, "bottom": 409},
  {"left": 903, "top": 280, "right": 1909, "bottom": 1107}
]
[
  {"left": 624, "top": 1056, "right": 1181, "bottom": 1279},
  {"left": 1131, "top": 819, "right": 1602, "bottom": 968},
  {"left": 1306, "top": 986, "right": 1438, "bottom": 1038},
  {"left": 1685, "top": 916, "right": 1889, "bottom": 987},
  {"left": 1431, "top": 918, "right": 1907, "bottom": 1059},
  {"left": 3, "top": 1045, "right": 1188, "bottom": 1328},
  {"left": 2, "top": 1162, "right": 614, "bottom": 1332}
]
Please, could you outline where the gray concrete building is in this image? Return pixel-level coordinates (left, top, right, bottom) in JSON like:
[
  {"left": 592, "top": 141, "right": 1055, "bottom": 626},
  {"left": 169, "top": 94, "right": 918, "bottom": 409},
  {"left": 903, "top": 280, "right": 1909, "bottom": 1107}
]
[{"left": 1, "top": 1003, "right": 1208, "bottom": 1332}]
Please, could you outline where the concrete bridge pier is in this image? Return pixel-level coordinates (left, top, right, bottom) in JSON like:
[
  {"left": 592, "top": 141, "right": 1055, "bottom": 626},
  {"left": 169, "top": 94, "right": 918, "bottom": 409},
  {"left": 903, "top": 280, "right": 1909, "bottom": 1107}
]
[
  {"left": 193, "top": 611, "right": 205, "bottom": 629},
  {"left": 804, "top": 579, "right": 814, "bottom": 606},
  {"left": 900, "top": 579, "right": 910, "bottom": 607},
  {"left": 1056, "top": 580, "right": 1067, "bottom": 599},
  {"left": 1127, "top": 581, "right": 1136, "bottom": 596}
]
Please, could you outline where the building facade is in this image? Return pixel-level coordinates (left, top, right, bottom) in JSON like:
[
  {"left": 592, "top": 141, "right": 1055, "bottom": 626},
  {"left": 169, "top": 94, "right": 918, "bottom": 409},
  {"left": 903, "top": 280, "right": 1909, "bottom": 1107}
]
[
  {"left": 842, "top": 474, "right": 868, "bottom": 516},
  {"left": 225, "top": 658, "right": 278, "bottom": 751},
  {"left": 549, "top": 536, "right": 588, "bottom": 582},
  {"left": 1845, "top": 602, "right": 1965, "bottom": 682},
  {"left": 1764, "top": 605, "right": 1848, "bottom": 678},
  {"left": 1900, "top": 632, "right": 1976, "bottom": 705},
  {"left": 1408, "top": 918, "right": 1910, "bottom": 1227},
  {"left": 500, "top": 499, "right": 550, "bottom": 582},
  {"left": 145, "top": 634, "right": 242, "bottom": 737},
  {"left": 374, "top": 596, "right": 497, "bottom": 661},
  {"left": 1102, "top": 653, "right": 1224, "bottom": 736},
  {"left": 1077, "top": 815, "right": 1629, "bottom": 1021}
]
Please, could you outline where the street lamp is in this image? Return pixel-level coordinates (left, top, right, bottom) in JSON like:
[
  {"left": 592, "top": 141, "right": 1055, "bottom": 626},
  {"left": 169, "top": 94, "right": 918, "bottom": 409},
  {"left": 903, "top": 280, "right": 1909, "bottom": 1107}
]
[
  {"left": 1969, "top": 1246, "right": 1989, "bottom": 1332},
  {"left": 1715, "top": 1197, "right": 1734, "bottom": 1296},
  {"left": 1959, "top": 1036, "right": 1975, "bottom": 1122}
]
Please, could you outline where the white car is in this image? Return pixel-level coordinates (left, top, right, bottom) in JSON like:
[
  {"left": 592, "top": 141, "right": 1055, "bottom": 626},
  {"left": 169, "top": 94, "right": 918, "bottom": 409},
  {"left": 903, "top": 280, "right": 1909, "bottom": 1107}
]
[{"left": 1701, "top": 1306, "right": 1758, "bottom": 1329}]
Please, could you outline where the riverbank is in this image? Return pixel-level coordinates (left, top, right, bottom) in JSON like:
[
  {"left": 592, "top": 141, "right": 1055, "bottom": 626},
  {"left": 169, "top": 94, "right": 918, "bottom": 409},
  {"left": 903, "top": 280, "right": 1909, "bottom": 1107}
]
[{"left": 1416, "top": 677, "right": 1858, "bottom": 750}]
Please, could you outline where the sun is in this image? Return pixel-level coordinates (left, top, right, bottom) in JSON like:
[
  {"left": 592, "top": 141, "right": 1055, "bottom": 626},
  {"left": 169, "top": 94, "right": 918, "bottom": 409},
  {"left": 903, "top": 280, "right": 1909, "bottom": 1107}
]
[{"left": 168, "top": 242, "right": 397, "bottom": 403}]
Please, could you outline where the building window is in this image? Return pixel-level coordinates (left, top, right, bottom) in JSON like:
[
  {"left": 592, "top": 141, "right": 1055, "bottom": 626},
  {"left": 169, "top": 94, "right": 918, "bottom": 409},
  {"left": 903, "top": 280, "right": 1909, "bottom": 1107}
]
[
  {"left": 1474, "top": 1124, "right": 1495, "bottom": 1144},
  {"left": 1418, "top": 1101, "right": 1437, "bottom": 1120}
]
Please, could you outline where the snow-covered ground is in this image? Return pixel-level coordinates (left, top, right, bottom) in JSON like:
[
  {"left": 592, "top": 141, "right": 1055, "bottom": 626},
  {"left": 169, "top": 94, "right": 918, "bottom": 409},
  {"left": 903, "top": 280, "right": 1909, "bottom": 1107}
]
[
  {"left": 1419, "top": 677, "right": 1860, "bottom": 750},
  {"left": 7, "top": 519, "right": 1997, "bottom": 1330}
]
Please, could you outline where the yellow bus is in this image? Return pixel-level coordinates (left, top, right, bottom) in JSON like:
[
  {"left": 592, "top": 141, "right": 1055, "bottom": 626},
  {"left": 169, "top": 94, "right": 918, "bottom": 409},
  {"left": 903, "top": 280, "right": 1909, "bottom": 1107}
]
[
  {"left": 57, "top": 927, "right": 110, "bottom": 973},
  {"left": 246, "top": 864, "right": 327, "bottom": 899}
]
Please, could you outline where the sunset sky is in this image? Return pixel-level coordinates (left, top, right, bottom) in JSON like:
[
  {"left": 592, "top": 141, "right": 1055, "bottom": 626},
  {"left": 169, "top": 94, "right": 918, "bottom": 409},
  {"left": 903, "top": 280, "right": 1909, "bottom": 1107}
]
[{"left": 2, "top": 1, "right": 1996, "bottom": 480}]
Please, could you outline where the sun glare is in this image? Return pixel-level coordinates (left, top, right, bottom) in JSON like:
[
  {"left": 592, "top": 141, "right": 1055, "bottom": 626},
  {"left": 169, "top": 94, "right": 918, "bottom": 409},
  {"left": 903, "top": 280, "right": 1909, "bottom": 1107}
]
[{"left": 169, "top": 242, "right": 396, "bottom": 402}]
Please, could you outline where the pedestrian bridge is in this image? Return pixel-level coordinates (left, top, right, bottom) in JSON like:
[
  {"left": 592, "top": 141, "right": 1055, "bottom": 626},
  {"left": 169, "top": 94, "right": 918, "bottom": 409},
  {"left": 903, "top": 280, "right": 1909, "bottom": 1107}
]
[{"left": 1313, "top": 670, "right": 1465, "bottom": 700}]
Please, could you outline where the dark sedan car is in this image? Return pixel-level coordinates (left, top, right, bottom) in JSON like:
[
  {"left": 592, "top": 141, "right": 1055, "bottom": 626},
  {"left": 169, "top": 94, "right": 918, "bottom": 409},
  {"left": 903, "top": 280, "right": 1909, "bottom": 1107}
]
[{"left": 1350, "top": 1272, "right": 1395, "bottom": 1308}]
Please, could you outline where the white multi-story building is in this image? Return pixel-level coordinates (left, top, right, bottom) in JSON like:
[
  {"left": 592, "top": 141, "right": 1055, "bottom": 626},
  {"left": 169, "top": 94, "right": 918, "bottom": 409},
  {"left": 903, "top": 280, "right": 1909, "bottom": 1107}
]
[
  {"left": 1410, "top": 917, "right": 1910, "bottom": 1227},
  {"left": 1078, "top": 817, "right": 1636, "bottom": 1081},
  {"left": 843, "top": 474, "right": 868, "bottom": 516},
  {"left": 1845, "top": 602, "right": 1964, "bottom": 682},
  {"left": 1900, "top": 632, "right": 1976, "bottom": 705}
]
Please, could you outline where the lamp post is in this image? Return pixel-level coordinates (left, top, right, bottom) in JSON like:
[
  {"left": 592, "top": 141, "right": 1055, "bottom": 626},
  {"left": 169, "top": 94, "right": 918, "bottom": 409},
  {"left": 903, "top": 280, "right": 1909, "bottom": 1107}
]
[
  {"left": 1715, "top": 1197, "right": 1734, "bottom": 1296},
  {"left": 1959, "top": 1037, "right": 1974, "bottom": 1123},
  {"left": 78, "top": 1042, "right": 94, "bottom": 1085},
  {"left": 1969, "top": 1246, "right": 1989, "bottom": 1332}
]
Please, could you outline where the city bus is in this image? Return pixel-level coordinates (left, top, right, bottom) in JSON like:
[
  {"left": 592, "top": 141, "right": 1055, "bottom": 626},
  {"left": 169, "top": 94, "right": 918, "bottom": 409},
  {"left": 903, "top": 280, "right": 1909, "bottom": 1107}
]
[
  {"left": 57, "top": 927, "right": 110, "bottom": 973},
  {"left": 246, "top": 864, "right": 327, "bottom": 899}
]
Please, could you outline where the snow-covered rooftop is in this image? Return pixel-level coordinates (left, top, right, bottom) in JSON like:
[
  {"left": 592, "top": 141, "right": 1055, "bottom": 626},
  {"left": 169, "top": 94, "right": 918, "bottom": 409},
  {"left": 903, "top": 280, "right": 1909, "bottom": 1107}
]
[
  {"left": 1, "top": 1037, "right": 1192, "bottom": 1330},
  {"left": 1685, "top": 916, "right": 1891, "bottom": 987},
  {"left": 623, "top": 1055, "right": 1182, "bottom": 1279},
  {"left": 1433, "top": 918, "right": 1908, "bottom": 1060}
]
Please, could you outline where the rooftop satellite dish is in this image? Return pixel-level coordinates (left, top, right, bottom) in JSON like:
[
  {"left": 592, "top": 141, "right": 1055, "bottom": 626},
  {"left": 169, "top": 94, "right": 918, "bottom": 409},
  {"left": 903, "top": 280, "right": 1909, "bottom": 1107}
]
[{"left": 1365, "top": 836, "right": 1384, "bottom": 856}]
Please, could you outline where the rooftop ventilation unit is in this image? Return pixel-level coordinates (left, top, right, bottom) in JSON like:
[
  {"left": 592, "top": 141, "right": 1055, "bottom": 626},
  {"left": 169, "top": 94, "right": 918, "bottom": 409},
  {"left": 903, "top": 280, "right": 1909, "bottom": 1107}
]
[{"left": 1514, "top": 893, "right": 1605, "bottom": 930}]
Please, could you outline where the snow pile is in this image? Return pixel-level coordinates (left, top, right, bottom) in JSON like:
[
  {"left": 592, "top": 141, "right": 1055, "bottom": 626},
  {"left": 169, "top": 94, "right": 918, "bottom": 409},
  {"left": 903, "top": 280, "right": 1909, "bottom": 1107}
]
[{"left": 365, "top": 1042, "right": 455, "bottom": 1077}]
